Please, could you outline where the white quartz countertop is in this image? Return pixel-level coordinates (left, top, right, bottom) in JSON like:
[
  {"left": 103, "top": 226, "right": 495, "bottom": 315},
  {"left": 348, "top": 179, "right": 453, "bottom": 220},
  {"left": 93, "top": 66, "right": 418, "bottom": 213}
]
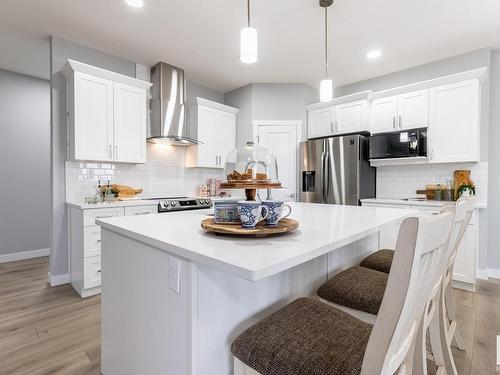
[
  {"left": 97, "top": 202, "right": 414, "bottom": 281},
  {"left": 361, "top": 198, "right": 487, "bottom": 209},
  {"left": 66, "top": 199, "right": 159, "bottom": 210}
]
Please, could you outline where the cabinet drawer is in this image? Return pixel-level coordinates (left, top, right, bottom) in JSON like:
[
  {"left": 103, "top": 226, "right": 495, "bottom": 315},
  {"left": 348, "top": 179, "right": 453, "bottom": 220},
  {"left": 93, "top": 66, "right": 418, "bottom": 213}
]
[
  {"left": 83, "top": 256, "right": 101, "bottom": 289},
  {"left": 84, "top": 226, "right": 101, "bottom": 258},
  {"left": 124, "top": 205, "right": 157, "bottom": 216},
  {"left": 83, "top": 207, "right": 124, "bottom": 226}
]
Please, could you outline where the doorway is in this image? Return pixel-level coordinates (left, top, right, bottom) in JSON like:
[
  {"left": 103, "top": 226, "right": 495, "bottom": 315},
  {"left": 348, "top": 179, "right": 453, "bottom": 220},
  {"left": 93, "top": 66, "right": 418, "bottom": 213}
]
[{"left": 253, "top": 121, "right": 303, "bottom": 202}]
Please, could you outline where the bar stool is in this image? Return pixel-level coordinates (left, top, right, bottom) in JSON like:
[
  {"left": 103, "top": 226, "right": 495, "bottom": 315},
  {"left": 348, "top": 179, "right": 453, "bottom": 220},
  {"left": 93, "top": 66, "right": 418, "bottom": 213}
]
[
  {"left": 315, "top": 197, "right": 474, "bottom": 375},
  {"left": 231, "top": 213, "right": 453, "bottom": 375}
]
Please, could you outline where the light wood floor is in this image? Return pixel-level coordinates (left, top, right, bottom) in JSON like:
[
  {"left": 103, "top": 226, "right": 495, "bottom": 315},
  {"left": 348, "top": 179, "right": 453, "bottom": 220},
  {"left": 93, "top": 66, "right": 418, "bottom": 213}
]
[{"left": 0, "top": 257, "right": 499, "bottom": 375}]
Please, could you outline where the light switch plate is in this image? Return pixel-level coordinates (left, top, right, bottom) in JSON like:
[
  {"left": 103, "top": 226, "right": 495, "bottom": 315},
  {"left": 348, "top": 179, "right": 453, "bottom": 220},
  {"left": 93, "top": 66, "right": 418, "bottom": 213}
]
[{"left": 168, "top": 256, "right": 182, "bottom": 294}]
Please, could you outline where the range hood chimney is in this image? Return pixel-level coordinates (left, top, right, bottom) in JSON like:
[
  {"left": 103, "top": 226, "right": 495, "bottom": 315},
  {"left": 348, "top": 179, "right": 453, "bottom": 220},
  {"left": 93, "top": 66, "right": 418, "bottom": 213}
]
[{"left": 148, "top": 62, "right": 200, "bottom": 145}]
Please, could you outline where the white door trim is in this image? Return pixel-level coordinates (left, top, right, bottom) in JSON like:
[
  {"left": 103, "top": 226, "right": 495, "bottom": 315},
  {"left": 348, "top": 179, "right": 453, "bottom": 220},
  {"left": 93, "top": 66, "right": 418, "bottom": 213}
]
[{"left": 251, "top": 120, "right": 304, "bottom": 144}]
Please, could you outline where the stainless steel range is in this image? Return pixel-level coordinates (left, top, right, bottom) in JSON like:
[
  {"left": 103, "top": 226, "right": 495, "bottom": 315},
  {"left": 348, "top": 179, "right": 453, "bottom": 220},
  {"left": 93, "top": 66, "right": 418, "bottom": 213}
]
[{"left": 147, "top": 197, "right": 213, "bottom": 213}]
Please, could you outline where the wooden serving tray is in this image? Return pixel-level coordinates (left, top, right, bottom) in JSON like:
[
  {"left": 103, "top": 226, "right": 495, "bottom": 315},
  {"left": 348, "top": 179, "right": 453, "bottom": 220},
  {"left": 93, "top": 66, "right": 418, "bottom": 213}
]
[{"left": 201, "top": 218, "right": 298, "bottom": 237}]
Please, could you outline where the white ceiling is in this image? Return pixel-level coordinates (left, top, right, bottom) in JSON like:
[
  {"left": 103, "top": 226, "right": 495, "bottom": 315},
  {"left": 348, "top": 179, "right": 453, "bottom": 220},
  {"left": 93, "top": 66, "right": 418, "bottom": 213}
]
[{"left": 0, "top": 0, "right": 499, "bottom": 91}]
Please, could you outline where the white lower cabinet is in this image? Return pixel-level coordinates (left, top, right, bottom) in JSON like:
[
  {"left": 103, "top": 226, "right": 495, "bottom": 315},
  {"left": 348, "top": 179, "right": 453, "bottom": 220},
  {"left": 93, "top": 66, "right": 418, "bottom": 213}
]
[
  {"left": 70, "top": 204, "right": 158, "bottom": 297},
  {"left": 362, "top": 202, "right": 478, "bottom": 291}
]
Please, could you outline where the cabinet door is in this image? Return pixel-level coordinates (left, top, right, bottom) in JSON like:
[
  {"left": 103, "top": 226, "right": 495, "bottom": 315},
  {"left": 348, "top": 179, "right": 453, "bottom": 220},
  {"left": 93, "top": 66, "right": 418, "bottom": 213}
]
[
  {"left": 196, "top": 106, "right": 219, "bottom": 168},
  {"left": 113, "top": 83, "right": 147, "bottom": 163},
  {"left": 217, "top": 112, "right": 236, "bottom": 168},
  {"left": 371, "top": 96, "right": 398, "bottom": 134},
  {"left": 397, "top": 89, "right": 429, "bottom": 130},
  {"left": 74, "top": 72, "right": 114, "bottom": 161},
  {"left": 428, "top": 80, "right": 479, "bottom": 163},
  {"left": 335, "top": 100, "right": 369, "bottom": 134},
  {"left": 308, "top": 107, "right": 334, "bottom": 139}
]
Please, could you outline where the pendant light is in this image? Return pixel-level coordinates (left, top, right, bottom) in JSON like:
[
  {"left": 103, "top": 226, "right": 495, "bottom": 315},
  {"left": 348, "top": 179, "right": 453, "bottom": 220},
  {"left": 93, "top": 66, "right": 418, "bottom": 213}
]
[
  {"left": 319, "top": 0, "right": 333, "bottom": 102},
  {"left": 240, "top": 0, "right": 258, "bottom": 64}
]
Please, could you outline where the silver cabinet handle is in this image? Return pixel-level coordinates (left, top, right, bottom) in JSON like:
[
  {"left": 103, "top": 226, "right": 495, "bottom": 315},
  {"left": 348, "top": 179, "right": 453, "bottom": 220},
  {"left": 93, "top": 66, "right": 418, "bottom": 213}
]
[
  {"left": 96, "top": 239, "right": 102, "bottom": 242},
  {"left": 96, "top": 215, "right": 113, "bottom": 219},
  {"left": 330, "top": 122, "right": 334, "bottom": 134},
  {"left": 215, "top": 156, "right": 218, "bottom": 165},
  {"left": 97, "top": 269, "right": 102, "bottom": 273},
  {"left": 398, "top": 115, "right": 402, "bottom": 129},
  {"left": 392, "top": 117, "right": 396, "bottom": 129},
  {"left": 429, "top": 147, "right": 434, "bottom": 160},
  {"left": 334, "top": 121, "right": 338, "bottom": 133},
  {"left": 134, "top": 211, "right": 150, "bottom": 215},
  {"left": 115, "top": 145, "right": 118, "bottom": 160},
  {"left": 108, "top": 145, "right": 112, "bottom": 159}
]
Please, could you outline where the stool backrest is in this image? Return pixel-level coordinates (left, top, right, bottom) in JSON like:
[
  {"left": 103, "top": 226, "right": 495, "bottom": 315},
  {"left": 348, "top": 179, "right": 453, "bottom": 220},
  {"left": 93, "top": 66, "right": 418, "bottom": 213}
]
[
  {"left": 361, "top": 212, "right": 453, "bottom": 375},
  {"left": 445, "top": 196, "right": 475, "bottom": 268}
]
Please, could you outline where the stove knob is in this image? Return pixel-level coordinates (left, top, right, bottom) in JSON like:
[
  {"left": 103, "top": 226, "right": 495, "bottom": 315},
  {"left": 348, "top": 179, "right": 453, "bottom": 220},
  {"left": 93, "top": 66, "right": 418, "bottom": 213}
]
[
  {"left": 163, "top": 201, "right": 170, "bottom": 208},
  {"left": 205, "top": 200, "right": 210, "bottom": 204},
  {"left": 170, "top": 201, "right": 176, "bottom": 207}
]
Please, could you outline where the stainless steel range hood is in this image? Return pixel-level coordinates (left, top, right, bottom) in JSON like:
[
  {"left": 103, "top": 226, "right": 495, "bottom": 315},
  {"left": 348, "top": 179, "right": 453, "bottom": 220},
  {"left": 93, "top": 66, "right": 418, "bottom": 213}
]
[{"left": 148, "top": 62, "right": 200, "bottom": 145}]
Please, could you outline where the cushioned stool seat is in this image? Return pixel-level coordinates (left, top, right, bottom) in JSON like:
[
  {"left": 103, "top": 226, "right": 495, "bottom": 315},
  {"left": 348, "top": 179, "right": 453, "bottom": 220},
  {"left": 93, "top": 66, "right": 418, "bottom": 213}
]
[
  {"left": 231, "top": 297, "right": 372, "bottom": 375},
  {"left": 317, "top": 266, "right": 388, "bottom": 315},
  {"left": 359, "top": 249, "right": 394, "bottom": 274}
]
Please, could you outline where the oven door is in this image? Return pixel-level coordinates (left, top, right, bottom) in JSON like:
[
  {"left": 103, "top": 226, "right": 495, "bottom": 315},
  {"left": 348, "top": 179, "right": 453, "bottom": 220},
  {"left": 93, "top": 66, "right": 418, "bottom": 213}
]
[{"left": 369, "top": 132, "right": 412, "bottom": 159}]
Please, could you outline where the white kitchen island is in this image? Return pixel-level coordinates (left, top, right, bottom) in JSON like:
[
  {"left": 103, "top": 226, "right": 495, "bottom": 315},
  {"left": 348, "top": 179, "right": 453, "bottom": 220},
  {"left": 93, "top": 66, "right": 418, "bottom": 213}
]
[{"left": 97, "top": 202, "right": 414, "bottom": 375}]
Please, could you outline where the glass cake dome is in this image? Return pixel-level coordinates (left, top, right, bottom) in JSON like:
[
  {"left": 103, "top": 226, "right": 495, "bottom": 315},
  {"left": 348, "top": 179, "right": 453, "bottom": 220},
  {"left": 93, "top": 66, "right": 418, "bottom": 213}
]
[{"left": 224, "top": 141, "right": 279, "bottom": 184}]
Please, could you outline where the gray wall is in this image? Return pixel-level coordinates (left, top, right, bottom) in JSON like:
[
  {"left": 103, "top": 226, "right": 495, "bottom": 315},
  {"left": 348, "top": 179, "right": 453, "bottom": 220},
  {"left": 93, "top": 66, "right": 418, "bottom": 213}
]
[
  {"left": 0, "top": 70, "right": 50, "bottom": 256},
  {"left": 488, "top": 49, "right": 500, "bottom": 270},
  {"left": 225, "top": 83, "right": 317, "bottom": 147},
  {"left": 336, "top": 48, "right": 495, "bottom": 270},
  {"left": 224, "top": 84, "right": 254, "bottom": 147},
  {"left": 186, "top": 81, "right": 224, "bottom": 103},
  {"left": 50, "top": 37, "right": 226, "bottom": 278}
]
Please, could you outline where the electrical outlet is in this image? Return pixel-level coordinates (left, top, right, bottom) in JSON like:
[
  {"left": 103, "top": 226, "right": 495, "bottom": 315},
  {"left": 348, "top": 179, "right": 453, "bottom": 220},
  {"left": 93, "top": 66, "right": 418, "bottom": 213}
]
[{"left": 168, "top": 256, "right": 182, "bottom": 294}]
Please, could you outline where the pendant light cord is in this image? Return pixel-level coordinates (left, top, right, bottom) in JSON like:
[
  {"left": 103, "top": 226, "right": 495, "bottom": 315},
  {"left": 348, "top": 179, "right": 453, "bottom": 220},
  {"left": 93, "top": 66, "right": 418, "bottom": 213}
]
[
  {"left": 324, "top": 6, "right": 328, "bottom": 79},
  {"left": 247, "top": 0, "right": 251, "bottom": 27}
]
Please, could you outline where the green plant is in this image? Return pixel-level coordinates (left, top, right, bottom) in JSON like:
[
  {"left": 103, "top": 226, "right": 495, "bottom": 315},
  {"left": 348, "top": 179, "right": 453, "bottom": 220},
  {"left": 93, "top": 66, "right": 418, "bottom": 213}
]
[{"left": 458, "top": 183, "right": 475, "bottom": 197}]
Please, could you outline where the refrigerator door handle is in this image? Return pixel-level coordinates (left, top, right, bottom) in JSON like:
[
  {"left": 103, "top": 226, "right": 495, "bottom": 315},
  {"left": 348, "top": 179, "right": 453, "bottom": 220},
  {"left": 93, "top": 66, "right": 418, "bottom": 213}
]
[{"left": 321, "top": 151, "right": 326, "bottom": 202}]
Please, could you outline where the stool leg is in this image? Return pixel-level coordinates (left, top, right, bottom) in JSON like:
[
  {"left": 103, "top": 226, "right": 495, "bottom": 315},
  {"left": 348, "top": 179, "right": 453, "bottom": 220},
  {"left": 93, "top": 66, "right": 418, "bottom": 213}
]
[
  {"left": 444, "top": 276, "right": 465, "bottom": 351},
  {"left": 438, "top": 284, "right": 459, "bottom": 375}
]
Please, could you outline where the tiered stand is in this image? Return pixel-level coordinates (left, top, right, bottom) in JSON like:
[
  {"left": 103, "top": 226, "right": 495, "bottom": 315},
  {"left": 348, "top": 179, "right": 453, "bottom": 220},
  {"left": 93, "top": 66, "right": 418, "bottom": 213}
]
[
  {"left": 219, "top": 181, "right": 282, "bottom": 201},
  {"left": 201, "top": 180, "right": 299, "bottom": 237}
]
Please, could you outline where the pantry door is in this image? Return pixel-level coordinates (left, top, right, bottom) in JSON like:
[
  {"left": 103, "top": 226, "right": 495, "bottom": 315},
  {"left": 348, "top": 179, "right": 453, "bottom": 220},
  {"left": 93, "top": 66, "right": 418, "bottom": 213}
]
[{"left": 256, "top": 122, "right": 301, "bottom": 202}]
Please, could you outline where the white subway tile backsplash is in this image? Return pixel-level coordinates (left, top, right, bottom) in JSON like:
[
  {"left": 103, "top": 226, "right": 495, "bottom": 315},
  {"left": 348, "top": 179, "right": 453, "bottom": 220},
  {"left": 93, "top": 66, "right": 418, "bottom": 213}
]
[
  {"left": 66, "top": 143, "right": 224, "bottom": 202},
  {"left": 376, "top": 162, "right": 488, "bottom": 204}
]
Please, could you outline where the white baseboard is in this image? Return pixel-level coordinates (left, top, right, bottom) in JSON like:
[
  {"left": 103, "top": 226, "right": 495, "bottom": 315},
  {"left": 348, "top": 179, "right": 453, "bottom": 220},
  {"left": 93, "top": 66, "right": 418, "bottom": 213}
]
[
  {"left": 48, "top": 272, "right": 70, "bottom": 287},
  {"left": 477, "top": 268, "right": 500, "bottom": 280},
  {"left": 0, "top": 248, "right": 50, "bottom": 263}
]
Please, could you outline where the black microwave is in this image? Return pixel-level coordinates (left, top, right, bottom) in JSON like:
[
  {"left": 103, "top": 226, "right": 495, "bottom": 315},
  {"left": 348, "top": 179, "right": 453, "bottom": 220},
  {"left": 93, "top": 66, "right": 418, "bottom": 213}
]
[{"left": 369, "top": 129, "right": 427, "bottom": 159}]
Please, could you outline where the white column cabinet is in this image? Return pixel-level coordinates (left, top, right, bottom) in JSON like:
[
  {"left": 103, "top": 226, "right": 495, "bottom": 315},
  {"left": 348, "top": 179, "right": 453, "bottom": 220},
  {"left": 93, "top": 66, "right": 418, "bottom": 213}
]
[
  {"left": 428, "top": 79, "right": 479, "bottom": 163},
  {"left": 63, "top": 59, "right": 151, "bottom": 164},
  {"left": 186, "top": 97, "right": 238, "bottom": 169}
]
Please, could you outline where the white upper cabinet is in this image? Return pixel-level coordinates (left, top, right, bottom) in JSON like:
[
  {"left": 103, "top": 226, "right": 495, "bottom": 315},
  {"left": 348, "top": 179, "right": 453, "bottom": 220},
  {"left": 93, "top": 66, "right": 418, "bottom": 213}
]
[
  {"left": 113, "top": 83, "right": 147, "bottom": 163},
  {"left": 307, "top": 107, "right": 334, "bottom": 139},
  {"left": 186, "top": 98, "right": 238, "bottom": 169},
  {"left": 307, "top": 93, "right": 372, "bottom": 139},
  {"left": 62, "top": 59, "right": 151, "bottom": 164},
  {"left": 335, "top": 100, "right": 370, "bottom": 134},
  {"left": 397, "top": 89, "right": 429, "bottom": 130},
  {"left": 73, "top": 72, "right": 114, "bottom": 161},
  {"left": 371, "top": 90, "right": 428, "bottom": 134},
  {"left": 428, "top": 79, "right": 479, "bottom": 163}
]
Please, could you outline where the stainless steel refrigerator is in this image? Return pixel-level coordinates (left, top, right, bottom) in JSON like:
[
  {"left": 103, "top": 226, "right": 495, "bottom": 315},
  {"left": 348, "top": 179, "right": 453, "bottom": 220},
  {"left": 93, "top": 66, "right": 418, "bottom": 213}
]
[{"left": 299, "top": 134, "right": 375, "bottom": 205}]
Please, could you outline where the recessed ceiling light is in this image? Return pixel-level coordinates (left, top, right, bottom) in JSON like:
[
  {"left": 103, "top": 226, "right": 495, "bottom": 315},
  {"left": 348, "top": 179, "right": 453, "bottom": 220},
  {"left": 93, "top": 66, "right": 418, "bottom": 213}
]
[
  {"left": 124, "top": 0, "right": 143, "bottom": 8},
  {"left": 366, "top": 50, "right": 382, "bottom": 60}
]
